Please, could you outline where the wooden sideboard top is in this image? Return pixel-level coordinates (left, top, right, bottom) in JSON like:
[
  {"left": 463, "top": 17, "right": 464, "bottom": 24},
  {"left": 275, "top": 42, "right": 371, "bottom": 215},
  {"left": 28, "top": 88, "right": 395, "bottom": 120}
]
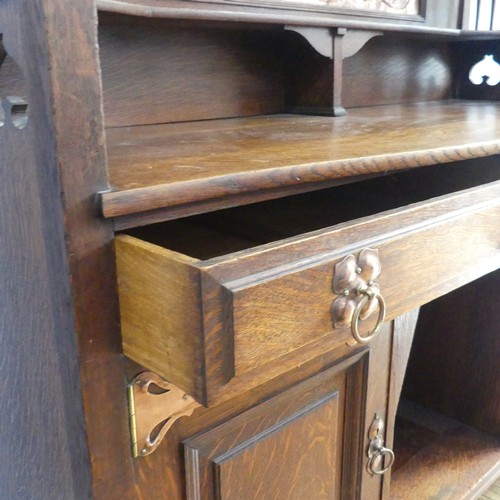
[{"left": 102, "top": 100, "right": 500, "bottom": 226}]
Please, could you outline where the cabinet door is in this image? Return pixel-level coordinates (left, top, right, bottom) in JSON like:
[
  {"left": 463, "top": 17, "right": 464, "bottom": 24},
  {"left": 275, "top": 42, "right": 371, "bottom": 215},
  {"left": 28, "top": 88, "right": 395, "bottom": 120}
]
[{"left": 183, "top": 350, "right": 369, "bottom": 500}]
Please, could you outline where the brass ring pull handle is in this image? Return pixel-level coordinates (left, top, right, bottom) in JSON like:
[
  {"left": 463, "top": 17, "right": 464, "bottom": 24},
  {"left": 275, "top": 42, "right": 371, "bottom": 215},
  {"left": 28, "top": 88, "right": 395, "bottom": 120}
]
[
  {"left": 367, "top": 446, "right": 395, "bottom": 476},
  {"left": 331, "top": 248, "right": 387, "bottom": 344},
  {"left": 351, "top": 289, "right": 386, "bottom": 344},
  {"left": 367, "top": 415, "right": 394, "bottom": 477}
]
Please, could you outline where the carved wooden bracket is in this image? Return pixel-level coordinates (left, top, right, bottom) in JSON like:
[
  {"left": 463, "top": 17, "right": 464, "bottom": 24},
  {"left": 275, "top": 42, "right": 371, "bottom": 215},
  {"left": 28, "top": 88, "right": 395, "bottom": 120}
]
[
  {"left": 284, "top": 27, "right": 383, "bottom": 60},
  {"left": 128, "top": 372, "right": 201, "bottom": 458},
  {"left": 342, "top": 30, "right": 383, "bottom": 59},
  {"left": 283, "top": 27, "right": 383, "bottom": 116}
]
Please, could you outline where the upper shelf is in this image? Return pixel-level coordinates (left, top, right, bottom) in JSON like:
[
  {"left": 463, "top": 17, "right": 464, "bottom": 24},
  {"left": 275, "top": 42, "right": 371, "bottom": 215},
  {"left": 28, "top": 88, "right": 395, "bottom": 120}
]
[
  {"left": 102, "top": 100, "right": 500, "bottom": 226},
  {"left": 96, "top": 0, "right": 500, "bottom": 39}
]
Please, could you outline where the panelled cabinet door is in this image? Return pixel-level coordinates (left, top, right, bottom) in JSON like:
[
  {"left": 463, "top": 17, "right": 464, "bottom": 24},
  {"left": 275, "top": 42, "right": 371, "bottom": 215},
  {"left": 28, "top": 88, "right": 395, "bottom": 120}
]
[{"left": 183, "top": 351, "right": 369, "bottom": 500}]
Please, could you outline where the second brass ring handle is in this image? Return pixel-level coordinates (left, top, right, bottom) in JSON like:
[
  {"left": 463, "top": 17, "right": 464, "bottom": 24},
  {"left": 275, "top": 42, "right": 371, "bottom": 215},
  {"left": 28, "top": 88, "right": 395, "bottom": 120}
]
[
  {"left": 351, "top": 292, "right": 386, "bottom": 344},
  {"left": 367, "top": 446, "right": 395, "bottom": 476}
]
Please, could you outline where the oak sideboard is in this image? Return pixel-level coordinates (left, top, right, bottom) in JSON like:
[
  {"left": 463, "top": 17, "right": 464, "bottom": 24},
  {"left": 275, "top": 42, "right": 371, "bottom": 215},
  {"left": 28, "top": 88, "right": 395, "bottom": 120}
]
[{"left": 1, "top": 0, "right": 499, "bottom": 498}]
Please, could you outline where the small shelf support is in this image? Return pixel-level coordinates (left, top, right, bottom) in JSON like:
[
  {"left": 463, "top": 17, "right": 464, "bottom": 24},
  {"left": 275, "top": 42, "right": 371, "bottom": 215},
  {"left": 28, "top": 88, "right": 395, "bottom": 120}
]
[
  {"left": 284, "top": 27, "right": 383, "bottom": 116},
  {"left": 128, "top": 371, "right": 201, "bottom": 458}
]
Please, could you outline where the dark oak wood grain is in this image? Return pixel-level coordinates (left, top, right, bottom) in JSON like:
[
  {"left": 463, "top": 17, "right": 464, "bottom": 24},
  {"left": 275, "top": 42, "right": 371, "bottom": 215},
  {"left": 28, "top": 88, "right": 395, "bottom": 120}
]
[
  {"left": 124, "top": 345, "right": 368, "bottom": 499},
  {"left": 391, "top": 400, "right": 500, "bottom": 499},
  {"left": 185, "top": 156, "right": 500, "bottom": 243},
  {"left": 5, "top": 0, "right": 500, "bottom": 497},
  {"left": 343, "top": 34, "right": 454, "bottom": 107},
  {"left": 382, "top": 309, "right": 420, "bottom": 499},
  {"left": 183, "top": 354, "right": 362, "bottom": 500},
  {"left": 38, "top": 1, "right": 138, "bottom": 496},
  {"left": 102, "top": 101, "right": 500, "bottom": 220},
  {"left": 97, "top": 15, "right": 456, "bottom": 127},
  {"left": 359, "top": 323, "right": 393, "bottom": 500},
  {"left": 99, "top": 17, "right": 284, "bottom": 127},
  {"left": 0, "top": 1, "right": 96, "bottom": 498},
  {"left": 0, "top": 1, "right": 139, "bottom": 498},
  {"left": 403, "top": 271, "right": 500, "bottom": 434},
  {"left": 116, "top": 178, "right": 500, "bottom": 405}
]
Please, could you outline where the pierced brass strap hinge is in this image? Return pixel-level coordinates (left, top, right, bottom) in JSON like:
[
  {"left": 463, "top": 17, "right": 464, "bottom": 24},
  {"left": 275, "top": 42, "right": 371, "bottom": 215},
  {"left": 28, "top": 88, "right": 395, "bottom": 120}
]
[{"left": 127, "top": 372, "right": 201, "bottom": 458}]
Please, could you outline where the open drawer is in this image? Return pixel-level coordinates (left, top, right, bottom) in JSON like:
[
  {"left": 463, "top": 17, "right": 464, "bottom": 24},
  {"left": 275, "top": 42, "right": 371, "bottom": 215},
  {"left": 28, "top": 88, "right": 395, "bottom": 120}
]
[{"left": 115, "top": 160, "right": 500, "bottom": 406}]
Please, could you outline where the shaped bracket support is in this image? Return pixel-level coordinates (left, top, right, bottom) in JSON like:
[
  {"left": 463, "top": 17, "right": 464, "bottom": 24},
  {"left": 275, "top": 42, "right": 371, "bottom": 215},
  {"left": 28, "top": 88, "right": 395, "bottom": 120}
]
[
  {"left": 128, "top": 372, "right": 201, "bottom": 458},
  {"left": 283, "top": 27, "right": 383, "bottom": 116},
  {"left": 284, "top": 27, "right": 383, "bottom": 60}
]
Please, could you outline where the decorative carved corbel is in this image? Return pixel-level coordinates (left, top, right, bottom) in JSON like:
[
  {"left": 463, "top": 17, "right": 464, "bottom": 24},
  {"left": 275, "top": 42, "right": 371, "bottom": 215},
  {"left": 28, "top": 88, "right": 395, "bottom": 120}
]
[
  {"left": 283, "top": 27, "right": 383, "bottom": 116},
  {"left": 342, "top": 29, "right": 383, "bottom": 59},
  {"left": 128, "top": 372, "right": 201, "bottom": 458},
  {"left": 284, "top": 26, "right": 382, "bottom": 60}
]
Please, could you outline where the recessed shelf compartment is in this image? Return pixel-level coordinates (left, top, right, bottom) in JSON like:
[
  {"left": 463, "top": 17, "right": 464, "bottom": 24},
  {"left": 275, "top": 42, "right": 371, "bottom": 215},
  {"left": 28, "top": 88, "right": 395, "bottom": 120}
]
[
  {"left": 390, "top": 272, "right": 500, "bottom": 499},
  {"left": 102, "top": 101, "right": 500, "bottom": 226},
  {"left": 391, "top": 399, "right": 500, "bottom": 499}
]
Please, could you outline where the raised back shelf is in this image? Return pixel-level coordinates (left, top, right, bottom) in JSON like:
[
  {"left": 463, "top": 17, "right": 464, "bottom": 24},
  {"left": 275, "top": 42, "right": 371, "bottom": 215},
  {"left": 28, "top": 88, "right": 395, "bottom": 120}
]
[{"left": 102, "top": 101, "right": 500, "bottom": 228}]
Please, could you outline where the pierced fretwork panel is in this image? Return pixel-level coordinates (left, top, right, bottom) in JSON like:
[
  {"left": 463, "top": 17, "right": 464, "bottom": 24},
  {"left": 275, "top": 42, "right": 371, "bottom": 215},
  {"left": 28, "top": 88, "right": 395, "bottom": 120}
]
[{"left": 0, "top": 33, "right": 29, "bottom": 130}]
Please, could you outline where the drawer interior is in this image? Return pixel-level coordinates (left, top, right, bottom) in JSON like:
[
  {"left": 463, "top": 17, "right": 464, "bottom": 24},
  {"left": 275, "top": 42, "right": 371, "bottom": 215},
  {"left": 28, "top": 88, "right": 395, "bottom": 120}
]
[{"left": 125, "top": 157, "right": 500, "bottom": 259}]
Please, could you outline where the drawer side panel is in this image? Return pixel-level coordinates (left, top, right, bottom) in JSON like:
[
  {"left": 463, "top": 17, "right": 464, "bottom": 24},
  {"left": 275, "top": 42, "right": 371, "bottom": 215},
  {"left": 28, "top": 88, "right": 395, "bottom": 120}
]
[{"left": 115, "top": 235, "right": 204, "bottom": 399}]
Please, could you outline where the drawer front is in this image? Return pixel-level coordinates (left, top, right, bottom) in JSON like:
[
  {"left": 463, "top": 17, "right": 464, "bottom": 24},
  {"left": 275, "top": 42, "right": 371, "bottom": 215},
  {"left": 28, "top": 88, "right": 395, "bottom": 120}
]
[
  {"left": 223, "top": 203, "right": 500, "bottom": 377},
  {"left": 116, "top": 181, "right": 500, "bottom": 406}
]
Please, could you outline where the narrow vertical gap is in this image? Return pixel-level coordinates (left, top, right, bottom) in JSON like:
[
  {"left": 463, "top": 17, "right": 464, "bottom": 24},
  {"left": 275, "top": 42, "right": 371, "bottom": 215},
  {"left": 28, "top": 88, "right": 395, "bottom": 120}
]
[
  {"left": 492, "top": 0, "right": 500, "bottom": 28},
  {"left": 461, "top": 0, "right": 476, "bottom": 29},
  {"left": 477, "top": 0, "right": 494, "bottom": 29},
  {"left": 472, "top": 0, "right": 480, "bottom": 29}
]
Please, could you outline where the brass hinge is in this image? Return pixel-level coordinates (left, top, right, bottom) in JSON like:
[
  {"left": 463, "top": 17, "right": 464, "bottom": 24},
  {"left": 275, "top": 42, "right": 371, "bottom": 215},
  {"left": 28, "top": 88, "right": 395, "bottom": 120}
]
[{"left": 127, "top": 372, "right": 201, "bottom": 458}]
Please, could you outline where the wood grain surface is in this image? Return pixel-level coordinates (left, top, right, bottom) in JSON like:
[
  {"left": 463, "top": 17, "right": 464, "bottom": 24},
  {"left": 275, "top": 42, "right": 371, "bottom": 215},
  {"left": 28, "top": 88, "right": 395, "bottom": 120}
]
[
  {"left": 183, "top": 360, "right": 351, "bottom": 499},
  {"left": 403, "top": 270, "right": 500, "bottom": 434},
  {"left": 115, "top": 179, "right": 500, "bottom": 405},
  {"left": 125, "top": 344, "right": 368, "bottom": 499},
  {"left": 5, "top": 0, "right": 500, "bottom": 498},
  {"left": 215, "top": 396, "right": 339, "bottom": 500},
  {"left": 115, "top": 236, "right": 205, "bottom": 397},
  {"left": 343, "top": 34, "right": 453, "bottom": 107},
  {"left": 391, "top": 400, "right": 500, "bottom": 499},
  {"left": 99, "top": 18, "right": 284, "bottom": 127},
  {"left": 98, "top": 18, "right": 455, "bottom": 125},
  {"left": 359, "top": 323, "right": 393, "bottom": 500},
  {"left": 102, "top": 101, "right": 500, "bottom": 220},
  {"left": 382, "top": 309, "right": 420, "bottom": 498},
  {"left": 24, "top": 0, "right": 135, "bottom": 500},
  {"left": 0, "top": 1, "right": 96, "bottom": 498}
]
